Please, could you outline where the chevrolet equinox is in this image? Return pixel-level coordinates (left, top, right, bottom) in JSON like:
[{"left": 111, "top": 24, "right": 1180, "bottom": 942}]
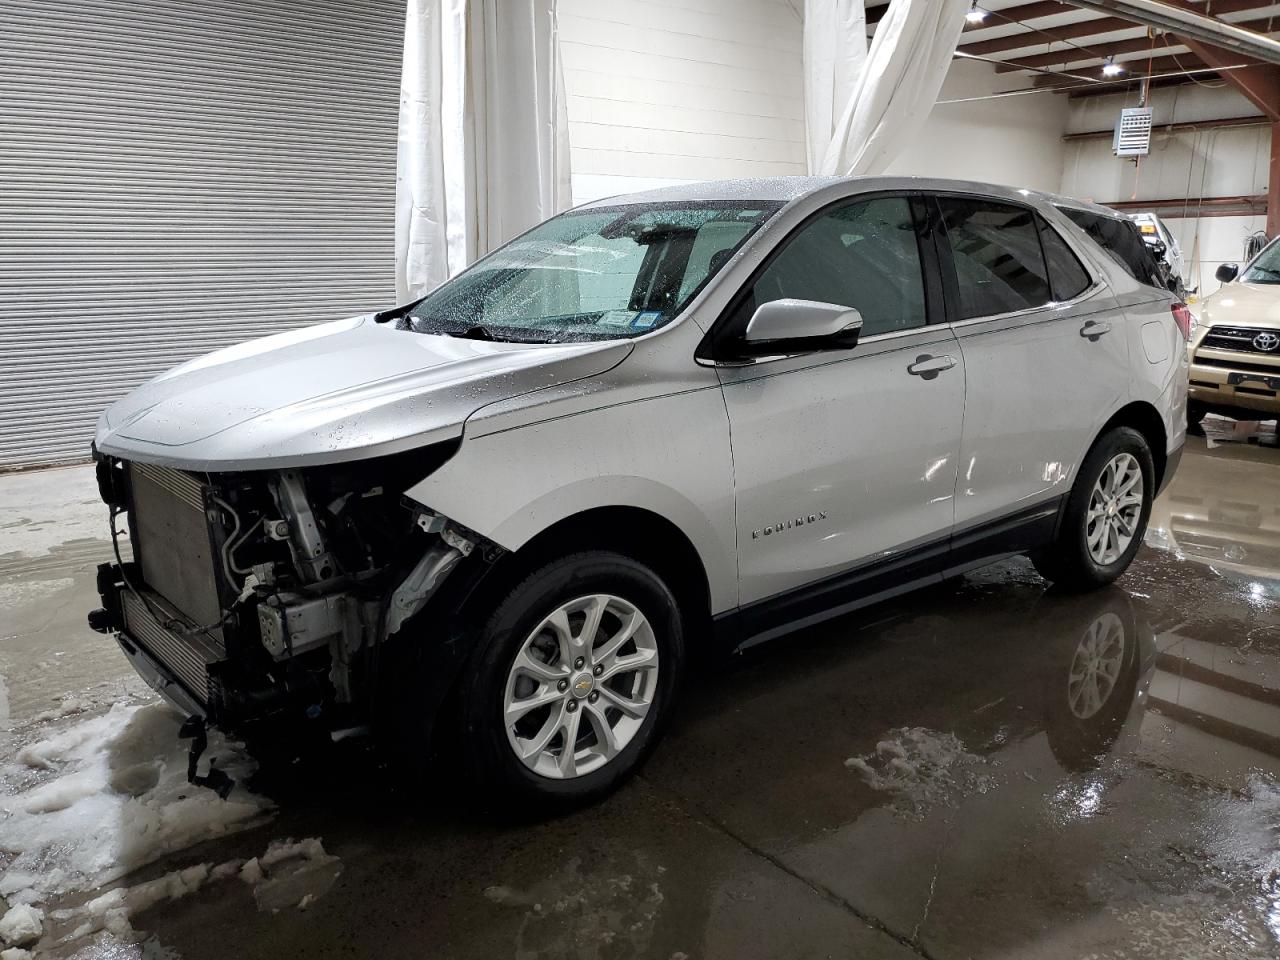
[{"left": 90, "top": 177, "right": 1188, "bottom": 804}]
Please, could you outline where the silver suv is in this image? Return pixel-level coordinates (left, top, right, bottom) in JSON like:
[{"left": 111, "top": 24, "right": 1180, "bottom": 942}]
[{"left": 89, "top": 177, "right": 1188, "bottom": 804}]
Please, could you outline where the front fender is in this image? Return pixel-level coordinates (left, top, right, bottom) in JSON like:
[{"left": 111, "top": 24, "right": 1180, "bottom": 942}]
[{"left": 404, "top": 386, "right": 738, "bottom": 614}]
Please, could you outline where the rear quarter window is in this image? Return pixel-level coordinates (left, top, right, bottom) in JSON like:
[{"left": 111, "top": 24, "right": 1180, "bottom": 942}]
[{"left": 1056, "top": 206, "right": 1163, "bottom": 289}]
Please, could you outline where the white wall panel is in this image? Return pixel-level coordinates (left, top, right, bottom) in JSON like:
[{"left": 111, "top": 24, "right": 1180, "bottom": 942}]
[
  {"left": 1059, "top": 84, "right": 1270, "bottom": 297},
  {"left": 559, "top": 0, "right": 806, "bottom": 203},
  {"left": 883, "top": 60, "right": 1070, "bottom": 194}
]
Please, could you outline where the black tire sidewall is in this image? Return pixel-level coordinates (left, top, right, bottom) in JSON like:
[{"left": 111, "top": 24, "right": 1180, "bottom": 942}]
[
  {"left": 459, "top": 551, "right": 684, "bottom": 805},
  {"left": 1059, "top": 427, "right": 1155, "bottom": 587}
]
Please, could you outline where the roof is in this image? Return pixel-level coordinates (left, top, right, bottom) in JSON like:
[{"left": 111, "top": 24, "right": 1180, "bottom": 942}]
[{"left": 575, "top": 175, "right": 1120, "bottom": 217}]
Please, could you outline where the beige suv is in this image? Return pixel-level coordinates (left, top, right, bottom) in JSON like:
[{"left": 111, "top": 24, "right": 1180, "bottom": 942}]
[{"left": 1188, "top": 237, "right": 1280, "bottom": 431}]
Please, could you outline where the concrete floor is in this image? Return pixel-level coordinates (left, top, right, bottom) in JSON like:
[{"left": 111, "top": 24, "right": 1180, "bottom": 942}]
[{"left": 2, "top": 424, "right": 1279, "bottom": 959}]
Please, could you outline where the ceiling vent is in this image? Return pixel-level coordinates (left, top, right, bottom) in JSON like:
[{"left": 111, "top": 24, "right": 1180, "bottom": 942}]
[{"left": 1113, "top": 107, "right": 1153, "bottom": 157}]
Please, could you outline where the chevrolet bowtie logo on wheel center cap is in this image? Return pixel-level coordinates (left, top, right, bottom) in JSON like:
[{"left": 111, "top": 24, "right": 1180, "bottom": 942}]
[{"left": 571, "top": 673, "right": 594, "bottom": 698}]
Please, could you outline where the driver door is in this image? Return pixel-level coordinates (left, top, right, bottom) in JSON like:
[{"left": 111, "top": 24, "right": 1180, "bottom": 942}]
[{"left": 714, "top": 194, "right": 965, "bottom": 620}]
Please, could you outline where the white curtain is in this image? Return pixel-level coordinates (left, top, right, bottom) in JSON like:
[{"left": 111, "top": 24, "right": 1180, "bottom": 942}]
[
  {"left": 807, "top": 0, "right": 968, "bottom": 177},
  {"left": 803, "top": 0, "right": 867, "bottom": 175},
  {"left": 395, "top": 0, "right": 572, "bottom": 303}
]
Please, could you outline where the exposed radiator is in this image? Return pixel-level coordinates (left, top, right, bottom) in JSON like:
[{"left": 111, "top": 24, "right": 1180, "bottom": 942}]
[
  {"left": 121, "top": 589, "right": 226, "bottom": 706},
  {"left": 128, "top": 461, "right": 224, "bottom": 629}
]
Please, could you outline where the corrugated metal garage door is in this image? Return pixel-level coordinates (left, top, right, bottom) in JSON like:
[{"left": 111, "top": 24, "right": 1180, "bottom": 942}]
[{"left": 0, "top": 0, "right": 403, "bottom": 468}]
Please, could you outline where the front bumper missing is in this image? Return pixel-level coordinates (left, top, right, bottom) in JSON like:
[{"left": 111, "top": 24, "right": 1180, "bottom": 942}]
[
  {"left": 116, "top": 629, "right": 208, "bottom": 720},
  {"left": 91, "top": 562, "right": 222, "bottom": 719}
]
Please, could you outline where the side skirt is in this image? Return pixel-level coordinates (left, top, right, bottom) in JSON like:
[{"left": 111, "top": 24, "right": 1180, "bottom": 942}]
[{"left": 714, "top": 497, "right": 1065, "bottom": 651}]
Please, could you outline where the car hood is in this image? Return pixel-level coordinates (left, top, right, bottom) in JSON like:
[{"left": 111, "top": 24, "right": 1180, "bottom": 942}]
[
  {"left": 1199, "top": 281, "right": 1280, "bottom": 329},
  {"left": 95, "top": 315, "right": 633, "bottom": 470}
]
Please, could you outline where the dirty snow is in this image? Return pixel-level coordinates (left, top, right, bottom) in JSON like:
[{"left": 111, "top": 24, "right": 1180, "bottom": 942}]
[
  {"left": 0, "top": 904, "right": 42, "bottom": 948},
  {"left": 482, "top": 855, "right": 669, "bottom": 958},
  {"left": 42, "top": 837, "right": 340, "bottom": 953},
  {"left": 0, "top": 702, "right": 272, "bottom": 903},
  {"left": 845, "top": 727, "right": 996, "bottom": 816},
  {"left": 238, "top": 838, "right": 343, "bottom": 913}
]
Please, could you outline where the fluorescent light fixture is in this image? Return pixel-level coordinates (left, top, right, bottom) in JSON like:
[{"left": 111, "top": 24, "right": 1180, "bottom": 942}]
[
  {"left": 1102, "top": 57, "right": 1125, "bottom": 76},
  {"left": 965, "top": 2, "right": 988, "bottom": 23}
]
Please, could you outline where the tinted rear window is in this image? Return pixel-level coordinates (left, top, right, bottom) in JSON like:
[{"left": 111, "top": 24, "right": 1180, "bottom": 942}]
[
  {"left": 1056, "top": 207, "right": 1163, "bottom": 288},
  {"left": 938, "top": 198, "right": 1051, "bottom": 319},
  {"left": 1037, "top": 215, "right": 1092, "bottom": 301}
]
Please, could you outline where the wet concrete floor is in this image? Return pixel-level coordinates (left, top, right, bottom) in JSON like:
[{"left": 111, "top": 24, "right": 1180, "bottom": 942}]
[{"left": 2, "top": 427, "right": 1278, "bottom": 959}]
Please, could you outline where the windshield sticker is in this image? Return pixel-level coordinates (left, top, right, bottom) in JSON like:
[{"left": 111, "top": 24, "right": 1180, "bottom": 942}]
[
  {"left": 631, "top": 311, "right": 663, "bottom": 330},
  {"left": 597, "top": 310, "right": 638, "bottom": 327}
]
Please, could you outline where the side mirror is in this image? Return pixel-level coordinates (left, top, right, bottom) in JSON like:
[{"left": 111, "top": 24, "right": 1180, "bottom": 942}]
[
  {"left": 742, "top": 299, "right": 862, "bottom": 356},
  {"left": 1216, "top": 262, "right": 1239, "bottom": 284},
  {"left": 1149, "top": 240, "right": 1167, "bottom": 259}
]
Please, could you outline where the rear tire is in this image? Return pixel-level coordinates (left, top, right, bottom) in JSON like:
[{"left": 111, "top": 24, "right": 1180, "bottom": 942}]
[
  {"left": 457, "top": 551, "right": 684, "bottom": 808},
  {"left": 1032, "top": 427, "right": 1154, "bottom": 591}
]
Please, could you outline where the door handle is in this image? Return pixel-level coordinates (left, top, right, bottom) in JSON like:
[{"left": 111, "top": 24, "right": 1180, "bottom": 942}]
[
  {"left": 1080, "top": 320, "right": 1112, "bottom": 341},
  {"left": 906, "top": 354, "right": 957, "bottom": 380}
]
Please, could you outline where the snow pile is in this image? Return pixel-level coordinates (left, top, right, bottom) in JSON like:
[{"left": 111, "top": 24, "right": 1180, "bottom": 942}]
[
  {"left": 0, "top": 702, "right": 273, "bottom": 902},
  {"left": 46, "top": 837, "right": 340, "bottom": 951},
  {"left": 0, "top": 905, "right": 42, "bottom": 948},
  {"left": 845, "top": 727, "right": 995, "bottom": 816}
]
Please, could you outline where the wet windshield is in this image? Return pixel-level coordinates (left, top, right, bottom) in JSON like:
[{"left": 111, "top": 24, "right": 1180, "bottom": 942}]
[
  {"left": 1242, "top": 240, "right": 1280, "bottom": 284},
  {"left": 404, "top": 202, "right": 779, "bottom": 343}
]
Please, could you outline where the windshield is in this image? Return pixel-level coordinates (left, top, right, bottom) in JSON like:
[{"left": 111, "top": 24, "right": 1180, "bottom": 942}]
[
  {"left": 404, "top": 202, "right": 779, "bottom": 342},
  {"left": 1242, "top": 240, "right": 1280, "bottom": 284}
]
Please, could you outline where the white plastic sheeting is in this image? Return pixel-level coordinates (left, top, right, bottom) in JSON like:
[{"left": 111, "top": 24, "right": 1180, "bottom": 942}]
[
  {"left": 808, "top": 0, "right": 968, "bottom": 177},
  {"left": 803, "top": 0, "right": 867, "bottom": 174},
  {"left": 395, "top": 0, "right": 571, "bottom": 302}
]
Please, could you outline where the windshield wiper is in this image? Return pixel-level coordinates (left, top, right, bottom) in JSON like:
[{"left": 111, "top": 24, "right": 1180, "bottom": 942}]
[{"left": 446, "top": 325, "right": 500, "bottom": 341}]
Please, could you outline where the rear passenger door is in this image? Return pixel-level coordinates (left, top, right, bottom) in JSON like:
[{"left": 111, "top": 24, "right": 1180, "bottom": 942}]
[{"left": 933, "top": 195, "right": 1129, "bottom": 535}]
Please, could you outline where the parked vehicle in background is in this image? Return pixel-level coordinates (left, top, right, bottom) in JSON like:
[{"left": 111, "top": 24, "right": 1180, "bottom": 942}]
[
  {"left": 1130, "top": 212, "right": 1189, "bottom": 299},
  {"left": 89, "top": 177, "right": 1186, "bottom": 807},
  {"left": 1187, "top": 236, "right": 1280, "bottom": 432}
]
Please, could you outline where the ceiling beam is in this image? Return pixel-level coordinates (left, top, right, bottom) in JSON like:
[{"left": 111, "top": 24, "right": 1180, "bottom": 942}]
[
  {"left": 1031, "top": 51, "right": 1208, "bottom": 83},
  {"left": 959, "top": 16, "right": 1135, "bottom": 56},
  {"left": 873, "top": 0, "right": 1081, "bottom": 30},
  {"left": 992, "top": 11, "right": 1278, "bottom": 72},
  {"left": 1063, "top": 69, "right": 1222, "bottom": 93},
  {"left": 1060, "top": 0, "right": 1280, "bottom": 64},
  {"left": 996, "top": 33, "right": 1175, "bottom": 71},
  {"left": 1177, "top": 34, "right": 1280, "bottom": 235},
  {"left": 1178, "top": 38, "right": 1280, "bottom": 119}
]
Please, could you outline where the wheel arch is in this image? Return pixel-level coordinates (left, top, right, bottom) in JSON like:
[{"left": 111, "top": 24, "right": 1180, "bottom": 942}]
[
  {"left": 463, "top": 505, "right": 714, "bottom": 647},
  {"left": 1099, "top": 400, "right": 1168, "bottom": 490}
]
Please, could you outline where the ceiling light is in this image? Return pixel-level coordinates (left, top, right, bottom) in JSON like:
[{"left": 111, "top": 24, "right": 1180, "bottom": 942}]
[
  {"left": 1102, "top": 57, "right": 1125, "bottom": 76},
  {"left": 965, "top": 2, "right": 988, "bottom": 23}
]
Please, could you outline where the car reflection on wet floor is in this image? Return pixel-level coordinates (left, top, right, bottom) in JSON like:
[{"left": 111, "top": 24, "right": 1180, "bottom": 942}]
[{"left": 2, "top": 435, "right": 1279, "bottom": 959}]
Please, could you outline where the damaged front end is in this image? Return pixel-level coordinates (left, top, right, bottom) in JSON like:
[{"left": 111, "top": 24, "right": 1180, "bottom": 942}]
[{"left": 88, "top": 441, "right": 500, "bottom": 744}]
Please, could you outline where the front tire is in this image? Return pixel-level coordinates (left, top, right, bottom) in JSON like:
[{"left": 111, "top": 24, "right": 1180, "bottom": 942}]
[
  {"left": 1032, "top": 427, "right": 1154, "bottom": 591},
  {"left": 458, "top": 551, "right": 684, "bottom": 808}
]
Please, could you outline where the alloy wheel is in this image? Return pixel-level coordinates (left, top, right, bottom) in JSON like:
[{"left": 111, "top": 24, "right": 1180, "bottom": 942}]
[
  {"left": 503, "top": 594, "right": 659, "bottom": 779},
  {"left": 1086, "top": 452, "right": 1144, "bottom": 566}
]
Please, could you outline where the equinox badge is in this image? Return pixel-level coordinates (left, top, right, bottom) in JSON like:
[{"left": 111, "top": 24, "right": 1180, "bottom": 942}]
[{"left": 752, "top": 511, "right": 828, "bottom": 540}]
